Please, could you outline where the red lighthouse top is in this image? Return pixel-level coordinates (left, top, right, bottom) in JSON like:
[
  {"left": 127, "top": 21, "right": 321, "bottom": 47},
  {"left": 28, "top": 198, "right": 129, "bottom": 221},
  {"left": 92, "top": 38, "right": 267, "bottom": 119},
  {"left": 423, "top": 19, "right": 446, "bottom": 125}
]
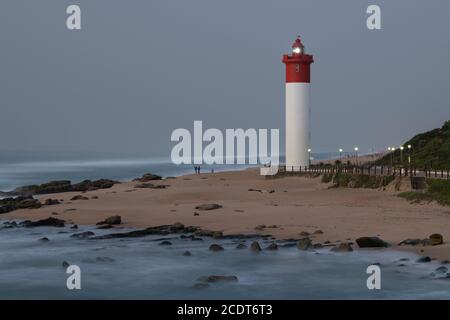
[{"left": 282, "top": 37, "right": 314, "bottom": 83}]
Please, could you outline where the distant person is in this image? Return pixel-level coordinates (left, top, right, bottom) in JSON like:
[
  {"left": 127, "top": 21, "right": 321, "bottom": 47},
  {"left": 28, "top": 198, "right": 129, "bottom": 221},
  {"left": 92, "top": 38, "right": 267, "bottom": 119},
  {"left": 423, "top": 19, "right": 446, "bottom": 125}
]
[
  {"left": 194, "top": 166, "right": 198, "bottom": 174},
  {"left": 211, "top": 168, "right": 214, "bottom": 174},
  {"left": 198, "top": 166, "right": 201, "bottom": 174}
]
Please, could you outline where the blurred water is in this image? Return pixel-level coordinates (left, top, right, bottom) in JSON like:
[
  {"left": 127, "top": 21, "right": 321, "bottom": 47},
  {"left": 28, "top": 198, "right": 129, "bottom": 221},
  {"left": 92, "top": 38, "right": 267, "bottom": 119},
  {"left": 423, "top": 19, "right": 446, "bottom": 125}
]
[
  {"left": 0, "top": 222, "right": 449, "bottom": 299},
  {"left": 0, "top": 150, "right": 250, "bottom": 192}
]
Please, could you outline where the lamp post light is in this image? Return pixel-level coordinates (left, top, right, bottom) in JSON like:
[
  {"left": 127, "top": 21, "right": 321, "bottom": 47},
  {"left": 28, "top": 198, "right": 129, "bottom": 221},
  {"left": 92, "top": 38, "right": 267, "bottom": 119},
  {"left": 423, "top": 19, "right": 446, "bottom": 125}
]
[
  {"left": 400, "top": 146, "right": 404, "bottom": 163},
  {"left": 354, "top": 147, "right": 359, "bottom": 166},
  {"left": 307, "top": 148, "right": 311, "bottom": 168},
  {"left": 339, "top": 148, "right": 343, "bottom": 161},
  {"left": 408, "top": 144, "right": 412, "bottom": 175}
]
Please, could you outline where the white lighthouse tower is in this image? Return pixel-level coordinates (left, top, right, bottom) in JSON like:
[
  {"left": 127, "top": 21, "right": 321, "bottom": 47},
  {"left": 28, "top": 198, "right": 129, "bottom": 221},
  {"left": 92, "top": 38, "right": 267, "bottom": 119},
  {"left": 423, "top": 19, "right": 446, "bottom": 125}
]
[{"left": 283, "top": 37, "right": 314, "bottom": 171}]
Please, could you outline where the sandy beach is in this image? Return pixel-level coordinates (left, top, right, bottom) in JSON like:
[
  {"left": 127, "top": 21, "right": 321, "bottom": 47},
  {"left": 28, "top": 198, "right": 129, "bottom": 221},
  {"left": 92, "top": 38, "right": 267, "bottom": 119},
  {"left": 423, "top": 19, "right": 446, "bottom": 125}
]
[{"left": 2, "top": 168, "right": 450, "bottom": 261}]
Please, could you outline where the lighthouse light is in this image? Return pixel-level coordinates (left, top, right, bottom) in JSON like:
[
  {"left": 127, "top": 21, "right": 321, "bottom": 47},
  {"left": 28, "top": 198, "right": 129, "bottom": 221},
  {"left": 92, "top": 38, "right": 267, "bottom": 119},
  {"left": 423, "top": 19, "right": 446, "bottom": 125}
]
[{"left": 293, "top": 47, "right": 302, "bottom": 54}]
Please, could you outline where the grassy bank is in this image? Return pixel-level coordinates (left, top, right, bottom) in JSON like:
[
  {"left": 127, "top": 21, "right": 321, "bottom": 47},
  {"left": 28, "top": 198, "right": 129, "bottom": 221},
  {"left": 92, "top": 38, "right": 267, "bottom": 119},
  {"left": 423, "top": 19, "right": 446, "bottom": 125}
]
[
  {"left": 398, "top": 179, "right": 450, "bottom": 205},
  {"left": 321, "top": 172, "right": 395, "bottom": 189}
]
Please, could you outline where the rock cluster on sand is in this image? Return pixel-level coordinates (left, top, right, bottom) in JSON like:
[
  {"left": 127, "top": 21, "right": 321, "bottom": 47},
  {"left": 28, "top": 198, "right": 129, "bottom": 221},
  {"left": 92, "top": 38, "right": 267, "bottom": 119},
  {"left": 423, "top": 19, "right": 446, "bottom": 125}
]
[
  {"left": 70, "top": 195, "right": 89, "bottom": 201},
  {"left": 8, "top": 179, "right": 118, "bottom": 196},
  {"left": 134, "top": 183, "right": 168, "bottom": 189},
  {"left": 0, "top": 196, "right": 41, "bottom": 214},
  {"left": 398, "top": 234, "right": 444, "bottom": 247},
  {"left": 133, "top": 173, "right": 162, "bottom": 182},
  {"left": 43, "top": 199, "right": 60, "bottom": 206},
  {"left": 195, "top": 203, "right": 223, "bottom": 211},
  {"left": 355, "top": 237, "right": 389, "bottom": 248}
]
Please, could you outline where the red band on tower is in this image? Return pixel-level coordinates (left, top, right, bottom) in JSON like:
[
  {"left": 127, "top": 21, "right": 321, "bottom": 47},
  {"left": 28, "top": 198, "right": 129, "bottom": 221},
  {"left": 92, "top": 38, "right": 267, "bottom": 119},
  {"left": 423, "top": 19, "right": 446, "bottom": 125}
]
[{"left": 282, "top": 37, "right": 314, "bottom": 83}]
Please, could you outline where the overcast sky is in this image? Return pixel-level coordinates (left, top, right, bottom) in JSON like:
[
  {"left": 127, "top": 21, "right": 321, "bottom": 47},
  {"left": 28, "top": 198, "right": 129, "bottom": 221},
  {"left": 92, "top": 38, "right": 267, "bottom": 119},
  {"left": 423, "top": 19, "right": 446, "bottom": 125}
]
[{"left": 1, "top": 0, "right": 449, "bottom": 156}]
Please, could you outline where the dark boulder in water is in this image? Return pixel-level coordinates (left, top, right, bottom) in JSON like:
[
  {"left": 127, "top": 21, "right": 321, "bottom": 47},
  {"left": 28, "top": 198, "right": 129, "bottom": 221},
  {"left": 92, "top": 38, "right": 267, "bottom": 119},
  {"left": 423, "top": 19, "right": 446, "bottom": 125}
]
[
  {"left": 96, "top": 215, "right": 122, "bottom": 226},
  {"left": 331, "top": 243, "right": 353, "bottom": 252},
  {"left": 417, "top": 256, "right": 432, "bottom": 263},
  {"left": 196, "top": 275, "right": 238, "bottom": 283},
  {"left": 265, "top": 242, "right": 278, "bottom": 250},
  {"left": 209, "top": 244, "right": 224, "bottom": 252},
  {"left": 21, "top": 217, "right": 65, "bottom": 228},
  {"left": 250, "top": 241, "right": 262, "bottom": 252},
  {"left": 297, "top": 238, "right": 312, "bottom": 251},
  {"left": 71, "top": 231, "right": 95, "bottom": 239},
  {"left": 355, "top": 237, "right": 389, "bottom": 248}
]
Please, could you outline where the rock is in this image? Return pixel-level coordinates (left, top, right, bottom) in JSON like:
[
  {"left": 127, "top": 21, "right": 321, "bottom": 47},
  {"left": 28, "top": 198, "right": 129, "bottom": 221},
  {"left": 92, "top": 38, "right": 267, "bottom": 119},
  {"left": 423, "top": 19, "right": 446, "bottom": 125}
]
[
  {"left": 398, "top": 238, "right": 422, "bottom": 246},
  {"left": 417, "top": 256, "right": 432, "bottom": 263},
  {"left": 255, "top": 225, "right": 266, "bottom": 231},
  {"left": 133, "top": 173, "right": 162, "bottom": 182},
  {"left": 22, "top": 217, "right": 65, "bottom": 228},
  {"left": 91, "top": 196, "right": 99, "bottom": 199},
  {"left": 96, "top": 215, "right": 122, "bottom": 225},
  {"left": 1, "top": 196, "right": 43, "bottom": 214},
  {"left": 435, "top": 266, "right": 448, "bottom": 274},
  {"left": 90, "top": 223, "right": 198, "bottom": 240},
  {"left": 183, "top": 251, "right": 192, "bottom": 256},
  {"left": 313, "top": 230, "right": 324, "bottom": 234},
  {"left": 44, "top": 199, "right": 60, "bottom": 206},
  {"left": 62, "top": 261, "right": 70, "bottom": 268},
  {"left": 299, "top": 231, "right": 310, "bottom": 237},
  {"left": 134, "top": 183, "right": 169, "bottom": 189},
  {"left": 193, "top": 212, "right": 199, "bottom": 216},
  {"left": 355, "top": 237, "right": 389, "bottom": 248},
  {"left": 195, "top": 204, "right": 223, "bottom": 211},
  {"left": 159, "top": 240, "right": 172, "bottom": 246},
  {"left": 197, "top": 275, "right": 238, "bottom": 283},
  {"left": 265, "top": 242, "right": 278, "bottom": 250},
  {"left": 39, "top": 237, "right": 49, "bottom": 242},
  {"left": 297, "top": 238, "right": 312, "bottom": 250},
  {"left": 12, "top": 179, "right": 118, "bottom": 196},
  {"left": 313, "top": 243, "right": 323, "bottom": 249},
  {"left": 70, "top": 195, "right": 89, "bottom": 201},
  {"left": 236, "top": 243, "right": 247, "bottom": 249},
  {"left": 250, "top": 241, "right": 262, "bottom": 252},
  {"left": 331, "top": 243, "right": 353, "bottom": 252},
  {"left": 429, "top": 234, "right": 443, "bottom": 246},
  {"left": 70, "top": 231, "right": 95, "bottom": 239},
  {"left": 70, "top": 225, "right": 78, "bottom": 229},
  {"left": 209, "top": 244, "right": 224, "bottom": 252}
]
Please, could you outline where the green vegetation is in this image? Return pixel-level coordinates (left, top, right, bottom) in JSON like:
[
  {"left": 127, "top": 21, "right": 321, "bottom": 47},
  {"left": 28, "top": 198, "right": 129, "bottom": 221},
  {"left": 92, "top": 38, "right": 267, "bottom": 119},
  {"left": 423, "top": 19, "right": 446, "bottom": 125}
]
[
  {"left": 321, "top": 172, "right": 395, "bottom": 189},
  {"left": 375, "top": 120, "right": 450, "bottom": 169},
  {"left": 399, "top": 179, "right": 450, "bottom": 206}
]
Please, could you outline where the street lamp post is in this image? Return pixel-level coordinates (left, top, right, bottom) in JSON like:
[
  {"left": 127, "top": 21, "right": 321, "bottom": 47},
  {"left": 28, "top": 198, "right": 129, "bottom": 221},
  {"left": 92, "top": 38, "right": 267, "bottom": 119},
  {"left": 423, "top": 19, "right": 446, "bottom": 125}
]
[
  {"left": 307, "top": 148, "right": 311, "bottom": 168},
  {"left": 354, "top": 147, "right": 359, "bottom": 166},
  {"left": 339, "top": 148, "right": 343, "bottom": 162},
  {"left": 400, "top": 146, "right": 404, "bottom": 163},
  {"left": 408, "top": 144, "right": 412, "bottom": 175}
]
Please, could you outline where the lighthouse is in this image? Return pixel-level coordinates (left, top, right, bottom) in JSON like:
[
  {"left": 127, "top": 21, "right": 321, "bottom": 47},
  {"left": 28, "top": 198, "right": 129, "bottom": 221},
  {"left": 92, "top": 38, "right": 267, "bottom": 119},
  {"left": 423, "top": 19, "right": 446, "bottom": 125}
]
[{"left": 283, "top": 37, "right": 314, "bottom": 170}]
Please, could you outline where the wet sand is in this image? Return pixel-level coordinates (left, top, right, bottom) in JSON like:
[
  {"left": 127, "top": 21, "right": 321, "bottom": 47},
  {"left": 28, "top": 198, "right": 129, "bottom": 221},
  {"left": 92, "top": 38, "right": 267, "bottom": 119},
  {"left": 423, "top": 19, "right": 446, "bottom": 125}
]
[{"left": 3, "top": 168, "right": 450, "bottom": 260}]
